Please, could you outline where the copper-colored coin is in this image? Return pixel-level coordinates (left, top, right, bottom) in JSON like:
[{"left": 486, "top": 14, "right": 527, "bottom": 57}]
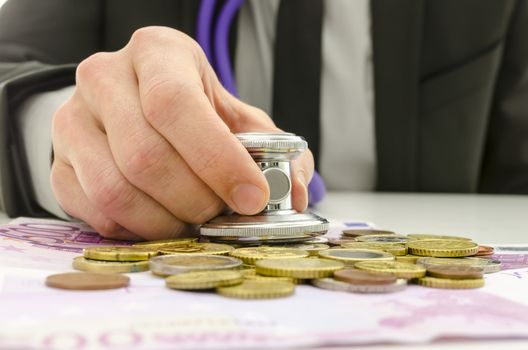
[
  {"left": 334, "top": 268, "right": 397, "bottom": 285},
  {"left": 474, "top": 245, "right": 494, "bottom": 257},
  {"left": 342, "top": 229, "right": 395, "bottom": 238},
  {"left": 328, "top": 237, "right": 357, "bottom": 246},
  {"left": 45, "top": 272, "right": 130, "bottom": 290},
  {"left": 426, "top": 265, "right": 484, "bottom": 279}
]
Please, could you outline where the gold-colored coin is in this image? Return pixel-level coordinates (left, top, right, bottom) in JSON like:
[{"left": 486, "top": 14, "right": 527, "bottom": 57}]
[
  {"left": 159, "top": 243, "right": 234, "bottom": 256},
  {"left": 229, "top": 247, "right": 309, "bottom": 265},
  {"left": 83, "top": 246, "right": 158, "bottom": 261},
  {"left": 341, "top": 229, "right": 395, "bottom": 238},
  {"left": 416, "top": 257, "right": 502, "bottom": 273},
  {"left": 406, "top": 234, "right": 472, "bottom": 241},
  {"left": 356, "top": 234, "right": 410, "bottom": 243},
  {"left": 149, "top": 254, "right": 242, "bottom": 276},
  {"left": 166, "top": 270, "right": 243, "bottom": 290},
  {"left": 73, "top": 256, "right": 149, "bottom": 273},
  {"left": 238, "top": 268, "right": 256, "bottom": 277},
  {"left": 271, "top": 243, "right": 330, "bottom": 256},
  {"left": 318, "top": 249, "right": 394, "bottom": 265},
  {"left": 355, "top": 261, "right": 426, "bottom": 279},
  {"left": 395, "top": 254, "right": 422, "bottom": 264},
  {"left": 340, "top": 242, "right": 407, "bottom": 256},
  {"left": 244, "top": 275, "right": 297, "bottom": 284},
  {"left": 256, "top": 258, "right": 344, "bottom": 279},
  {"left": 217, "top": 280, "right": 295, "bottom": 299},
  {"left": 416, "top": 276, "right": 484, "bottom": 289},
  {"left": 132, "top": 238, "right": 198, "bottom": 248},
  {"left": 408, "top": 239, "right": 479, "bottom": 257},
  {"left": 426, "top": 264, "right": 484, "bottom": 279}
]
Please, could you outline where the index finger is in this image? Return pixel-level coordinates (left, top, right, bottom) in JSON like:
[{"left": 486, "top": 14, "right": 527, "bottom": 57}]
[{"left": 128, "top": 28, "right": 270, "bottom": 215}]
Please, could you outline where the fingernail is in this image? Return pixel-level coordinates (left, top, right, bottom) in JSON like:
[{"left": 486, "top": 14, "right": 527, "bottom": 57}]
[{"left": 231, "top": 184, "right": 266, "bottom": 214}]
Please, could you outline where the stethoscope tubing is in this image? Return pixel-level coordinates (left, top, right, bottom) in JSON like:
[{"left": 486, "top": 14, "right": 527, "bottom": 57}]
[{"left": 196, "top": 0, "right": 326, "bottom": 205}]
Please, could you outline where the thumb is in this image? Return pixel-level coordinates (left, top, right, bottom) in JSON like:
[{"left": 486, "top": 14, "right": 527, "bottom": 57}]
[{"left": 212, "top": 79, "right": 314, "bottom": 212}]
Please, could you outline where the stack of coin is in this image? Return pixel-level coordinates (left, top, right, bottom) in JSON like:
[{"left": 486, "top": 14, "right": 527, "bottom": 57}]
[
  {"left": 313, "top": 268, "right": 407, "bottom": 294},
  {"left": 50, "top": 229, "right": 502, "bottom": 298}
]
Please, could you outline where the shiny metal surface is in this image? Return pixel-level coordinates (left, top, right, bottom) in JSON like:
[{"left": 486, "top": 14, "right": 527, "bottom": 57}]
[{"left": 200, "top": 133, "right": 329, "bottom": 240}]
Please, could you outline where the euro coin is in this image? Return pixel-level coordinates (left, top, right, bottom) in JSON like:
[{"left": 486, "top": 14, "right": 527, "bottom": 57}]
[
  {"left": 328, "top": 237, "right": 357, "bottom": 246},
  {"left": 355, "top": 261, "right": 426, "bottom": 279},
  {"left": 255, "top": 258, "right": 344, "bottom": 279},
  {"left": 312, "top": 278, "right": 407, "bottom": 294},
  {"left": 475, "top": 245, "right": 494, "bottom": 257},
  {"left": 303, "top": 236, "right": 329, "bottom": 244},
  {"left": 229, "top": 247, "right": 309, "bottom": 265},
  {"left": 83, "top": 246, "right": 158, "bottom": 261},
  {"left": 395, "top": 254, "right": 422, "bottom": 264},
  {"left": 341, "top": 229, "right": 395, "bottom": 238},
  {"left": 46, "top": 272, "right": 129, "bottom": 290},
  {"left": 406, "top": 234, "right": 472, "bottom": 241},
  {"left": 204, "top": 234, "right": 313, "bottom": 245},
  {"left": 270, "top": 243, "right": 329, "bottom": 256},
  {"left": 318, "top": 249, "right": 394, "bottom": 265},
  {"left": 356, "top": 235, "right": 410, "bottom": 243},
  {"left": 407, "top": 239, "right": 479, "bottom": 257},
  {"left": 73, "top": 256, "right": 149, "bottom": 273},
  {"left": 217, "top": 280, "right": 295, "bottom": 299},
  {"left": 165, "top": 270, "right": 243, "bottom": 290},
  {"left": 334, "top": 268, "right": 397, "bottom": 285},
  {"left": 426, "top": 264, "right": 484, "bottom": 279},
  {"left": 159, "top": 243, "right": 234, "bottom": 256},
  {"left": 132, "top": 238, "right": 198, "bottom": 248},
  {"left": 244, "top": 275, "right": 296, "bottom": 284},
  {"left": 416, "top": 276, "right": 484, "bottom": 289},
  {"left": 416, "top": 257, "right": 502, "bottom": 273},
  {"left": 339, "top": 242, "right": 407, "bottom": 256},
  {"left": 149, "top": 254, "right": 242, "bottom": 276}
]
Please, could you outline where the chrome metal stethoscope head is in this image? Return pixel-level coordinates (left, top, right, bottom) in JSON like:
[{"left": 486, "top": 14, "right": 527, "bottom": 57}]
[{"left": 200, "top": 132, "right": 329, "bottom": 244}]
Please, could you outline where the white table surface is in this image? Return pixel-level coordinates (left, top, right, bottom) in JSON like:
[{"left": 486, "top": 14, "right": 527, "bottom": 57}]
[{"left": 1, "top": 192, "right": 528, "bottom": 350}]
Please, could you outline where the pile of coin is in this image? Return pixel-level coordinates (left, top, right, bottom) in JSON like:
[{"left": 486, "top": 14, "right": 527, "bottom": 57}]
[{"left": 45, "top": 229, "right": 502, "bottom": 299}]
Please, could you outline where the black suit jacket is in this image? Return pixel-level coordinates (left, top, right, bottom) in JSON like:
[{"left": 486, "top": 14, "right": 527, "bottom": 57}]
[{"left": 0, "top": 0, "right": 527, "bottom": 217}]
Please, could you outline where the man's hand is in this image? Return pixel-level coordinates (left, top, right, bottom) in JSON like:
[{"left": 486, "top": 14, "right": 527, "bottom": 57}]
[{"left": 50, "top": 26, "right": 314, "bottom": 240}]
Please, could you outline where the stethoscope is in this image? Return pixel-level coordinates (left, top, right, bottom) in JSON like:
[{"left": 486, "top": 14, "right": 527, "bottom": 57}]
[{"left": 196, "top": 0, "right": 326, "bottom": 205}]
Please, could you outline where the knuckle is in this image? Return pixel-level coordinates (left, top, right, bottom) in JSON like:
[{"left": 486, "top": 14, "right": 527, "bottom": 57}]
[
  {"left": 142, "top": 79, "right": 198, "bottom": 128},
  {"left": 94, "top": 220, "right": 123, "bottom": 239},
  {"left": 51, "top": 102, "right": 73, "bottom": 139},
  {"left": 76, "top": 52, "right": 113, "bottom": 84},
  {"left": 123, "top": 137, "right": 168, "bottom": 182},
  {"left": 89, "top": 170, "right": 135, "bottom": 214},
  {"left": 130, "top": 26, "right": 162, "bottom": 47},
  {"left": 192, "top": 144, "right": 225, "bottom": 177},
  {"left": 188, "top": 198, "right": 225, "bottom": 224}
]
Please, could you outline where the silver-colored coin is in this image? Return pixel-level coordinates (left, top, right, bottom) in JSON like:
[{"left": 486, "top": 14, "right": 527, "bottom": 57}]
[
  {"left": 203, "top": 234, "right": 315, "bottom": 245},
  {"left": 149, "top": 254, "right": 242, "bottom": 276},
  {"left": 318, "top": 248, "right": 394, "bottom": 264},
  {"left": 304, "top": 236, "right": 329, "bottom": 244},
  {"left": 416, "top": 257, "right": 502, "bottom": 274},
  {"left": 312, "top": 278, "right": 407, "bottom": 294},
  {"left": 356, "top": 235, "right": 410, "bottom": 243}
]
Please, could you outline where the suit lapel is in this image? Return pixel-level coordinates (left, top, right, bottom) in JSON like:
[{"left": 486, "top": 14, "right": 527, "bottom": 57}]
[{"left": 371, "top": 0, "right": 423, "bottom": 191}]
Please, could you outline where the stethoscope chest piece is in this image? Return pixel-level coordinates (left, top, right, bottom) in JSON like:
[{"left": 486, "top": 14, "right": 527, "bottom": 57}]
[{"left": 200, "top": 132, "right": 329, "bottom": 244}]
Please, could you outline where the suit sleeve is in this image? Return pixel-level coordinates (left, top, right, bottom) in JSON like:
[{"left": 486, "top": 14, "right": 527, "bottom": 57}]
[
  {"left": 480, "top": 0, "right": 528, "bottom": 194},
  {"left": 0, "top": 0, "right": 102, "bottom": 216}
]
